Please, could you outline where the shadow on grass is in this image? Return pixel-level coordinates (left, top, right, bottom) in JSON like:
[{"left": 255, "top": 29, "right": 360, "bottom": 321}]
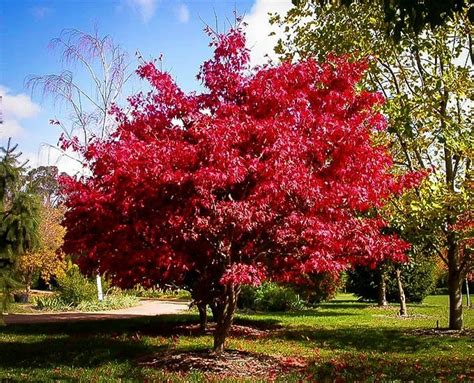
[
  {"left": 237, "top": 309, "right": 358, "bottom": 318},
  {"left": 275, "top": 325, "right": 470, "bottom": 354},
  {"left": 1, "top": 308, "right": 470, "bottom": 372},
  {"left": 0, "top": 334, "right": 169, "bottom": 370},
  {"left": 0, "top": 314, "right": 200, "bottom": 336},
  {"left": 0, "top": 315, "right": 200, "bottom": 372},
  {"left": 314, "top": 303, "right": 372, "bottom": 310}
]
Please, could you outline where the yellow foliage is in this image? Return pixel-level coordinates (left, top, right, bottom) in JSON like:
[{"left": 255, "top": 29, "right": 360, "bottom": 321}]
[{"left": 17, "top": 205, "right": 66, "bottom": 289}]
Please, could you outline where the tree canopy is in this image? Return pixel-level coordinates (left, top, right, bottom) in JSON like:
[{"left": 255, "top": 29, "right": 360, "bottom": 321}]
[
  {"left": 274, "top": 0, "right": 473, "bottom": 329},
  {"left": 0, "top": 139, "right": 41, "bottom": 315},
  {"left": 61, "top": 26, "right": 418, "bottom": 352},
  {"left": 293, "top": 0, "right": 474, "bottom": 40}
]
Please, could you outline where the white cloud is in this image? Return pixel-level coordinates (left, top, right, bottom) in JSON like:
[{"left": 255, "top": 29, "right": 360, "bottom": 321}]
[
  {"left": 244, "top": 0, "right": 293, "bottom": 66},
  {"left": 125, "top": 0, "right": 159, "bottom": 24},
  {"left": 22, "top": 146, "right": 85, "bottom": 176},
  {"left": 0, "top": 86, "right": 40, "bottom": 139},
  {"left": 175, "top": 4, "right": 190, "bottom": 24},
  {"left": 0, "top": 120, "right": 24, "bottom": 139},
  {"left": 30, "top": 6, "right": 52, "bottom": 20}
]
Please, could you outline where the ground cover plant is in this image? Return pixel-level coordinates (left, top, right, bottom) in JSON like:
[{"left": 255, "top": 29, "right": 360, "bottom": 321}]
[
  {"left": 124, "top": 286, "right": 191, "bottom": 301},
  {"left": 12, "top": 267, "right": 140, "bottom": 312},
  {"left": 0, "top": 294, "right": 472, "bottom": 381},
  {"left": 33, "top": 293, "right": 139, "bottom": 312}
]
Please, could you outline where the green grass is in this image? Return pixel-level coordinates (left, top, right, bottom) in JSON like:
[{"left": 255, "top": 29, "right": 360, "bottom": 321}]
[{"left": 0, "top": 294, "right": 472, "bottom": 381}]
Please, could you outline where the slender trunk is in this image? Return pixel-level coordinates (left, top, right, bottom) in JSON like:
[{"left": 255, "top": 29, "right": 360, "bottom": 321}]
[
  {"left": 447, "top": 228, "right": 463, "bottom": 329},
  {"left": 198, "top": 303, "right": 208, "bottom": 331},
  {"left": 24, "top": 271, "right": 32, "bottom": 301},
  {"left": 466, "top": 279, "right": 471, "bottom": 309},
  {"left": 378, "top": 269, "right": 388, "bottom": 307},
  {"left": 213, "top": 284, "right": 239, "bottom": 354},
  {"left": 448, "top": 270, "right": 463, "bottom": 329},
  {"left": 396, "top": 268, "right": 407, "bottom": 316}
]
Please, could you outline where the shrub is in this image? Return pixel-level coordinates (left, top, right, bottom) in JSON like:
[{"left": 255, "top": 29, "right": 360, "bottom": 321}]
[
  {"left": 239, "top": 282, "right": 305, "bottom": 312},
  {"left": 238, "top": 285, "right": 258, "bottom": 310},
  {"left": 388, "top": 259, "right": 438, "bottom": 303},
  {"left": 56, "top": 266, "right": 97, "bottom": 305},
  {"left": 75, "top": 294, "right": 139, "bottom": 311},
  {"left": 125, "top": 285, "right": 191, "bottom": 300},
  {"left": 347, "top": 257, "right": 439, "bottom": 303},
  {"left": 433, "top": 287, "right": 449, "bottom": 295},
  {"left": 292, "top": 272, "right": 343, "bottom": 304},
  {"left": 34, "top": 293, "right": 139, "bottom": 312}
]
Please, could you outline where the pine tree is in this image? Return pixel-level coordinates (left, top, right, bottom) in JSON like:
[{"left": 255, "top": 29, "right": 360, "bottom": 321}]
[{"left": 0, "top": 139, "right": 41, "bottom": 317}]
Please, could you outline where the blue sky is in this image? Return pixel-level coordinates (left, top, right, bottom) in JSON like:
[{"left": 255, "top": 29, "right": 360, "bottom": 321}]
[{"left": 0, "top": 0, "right": 292, "bottom": 173}]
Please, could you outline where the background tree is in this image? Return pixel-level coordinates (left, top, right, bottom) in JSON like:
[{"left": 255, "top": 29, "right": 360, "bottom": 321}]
[
  {"left": 348, "top": 256, "right": 440, "bottom": 303},
  {"left": 274, "top": 0, "right": 473, "bottom": 329},
  {"left": 27, "top": 29, "right": 132, "bottom": 169},
  {"left": 293, "top": 0, "right": 474, "bottom": 40},
  {"left": 27, "top": 165, "right": 62, "bottom": 206},
  {"left": 16, "top": 205, "right": 66, "bottom": 299},
  {"left": 61, "top": 26, "right": 418, "bottom": 354},
  {"left": 27, "top": 29, "right": 133, "bottom": 301},
  {"left": 0, "top": 139, "right": 41, "bottom": 317}
]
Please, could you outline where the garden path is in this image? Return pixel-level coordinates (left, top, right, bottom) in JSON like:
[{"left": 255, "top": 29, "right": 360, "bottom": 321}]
[{"left": 3, "top": 299, "right": 189, "bottom": 324}]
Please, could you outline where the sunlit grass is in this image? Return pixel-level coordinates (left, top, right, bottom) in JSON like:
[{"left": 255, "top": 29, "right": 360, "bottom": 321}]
[{"left": 0, "top": 294, "right": 472, "bottom": 381}]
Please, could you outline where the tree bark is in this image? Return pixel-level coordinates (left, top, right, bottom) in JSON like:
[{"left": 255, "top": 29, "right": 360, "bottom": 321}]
[
  {"left": 446, "top": 226, "right": 463, "bottom": 330},
  {"left": 198, "top": 303, "right": 208, "bottom": 331},
  {"left": 377, "top": 269, "right": 388, "bottom": 307},
  {"left": 448, "top": 267, "right": 463, "bottom": 330},
  {"left": 466, "top": 278, "right": 471, "bottom": 309},
  {"left": 213, "top": 284, "right": 239, "bottom": 354},
  {"left": 396, "top": 268, "right": 407, "bottom": 316}
]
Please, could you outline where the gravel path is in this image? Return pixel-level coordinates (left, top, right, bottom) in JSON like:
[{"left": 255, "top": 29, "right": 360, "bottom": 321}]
[{"left": 3, "top": 299, "right": 190, "bottom": 325}]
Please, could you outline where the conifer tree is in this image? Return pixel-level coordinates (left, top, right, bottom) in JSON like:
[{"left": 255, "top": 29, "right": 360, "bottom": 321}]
[{"left": 0, "top": 139, "right": 41, "bottom": 315}]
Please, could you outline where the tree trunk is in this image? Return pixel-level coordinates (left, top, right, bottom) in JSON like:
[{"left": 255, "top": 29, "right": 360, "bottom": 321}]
[
  {"left": 213, "top": 284, "right": 239, "bottom": 354},
  {"left": 377, "top": 270, "right": 388, "bottom": 307},
  {"left": 198, "top": 303, "right": 208, "bottom": 331},
  {"left": 396, "top": 268, "right": 407, "bottom": 316},
  {"left": 466, "top": 278, "right": 471, "bottom": 309},
  {"left": 446, "top": 226, "right": 463, "bottom": 330},
  {"left": 24, "top": 271, "right": 32, "bottom": 301},
  {"left": 448, "top": 268, "right": 463, "bottom": 330}
]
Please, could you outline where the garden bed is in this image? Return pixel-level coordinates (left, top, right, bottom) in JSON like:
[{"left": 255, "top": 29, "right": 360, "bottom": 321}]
[{"left": 137, "top": 349, "right": 307, "bottom": 380}]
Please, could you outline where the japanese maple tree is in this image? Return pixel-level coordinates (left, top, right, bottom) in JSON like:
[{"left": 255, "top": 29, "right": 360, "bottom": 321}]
[{"left": 61, "top": 25, "right": 418, "bottom": 353}]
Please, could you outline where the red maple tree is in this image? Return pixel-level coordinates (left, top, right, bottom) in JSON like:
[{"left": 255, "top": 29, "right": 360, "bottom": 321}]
[{"left": 61, "top": 25, "right": 418, "bottom": 353}]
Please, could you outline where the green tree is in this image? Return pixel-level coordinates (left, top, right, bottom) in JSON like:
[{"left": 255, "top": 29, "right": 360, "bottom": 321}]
[
  {"left": 274, "top": 1, "right": 473, "bottom": 329},
  {"left": 0, "top": 139, "right": 41, "bottom": 317},
  {"left": 27, "top": 166, "right": 61, "bottom": 206},
  {"left": 294, "top": 0, "right": 474, "bottom": 40}
]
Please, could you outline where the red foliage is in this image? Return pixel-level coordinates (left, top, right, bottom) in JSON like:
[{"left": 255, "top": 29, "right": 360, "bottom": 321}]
[{"left": 61, "top": 26, "right": 416, "bottom": 296}]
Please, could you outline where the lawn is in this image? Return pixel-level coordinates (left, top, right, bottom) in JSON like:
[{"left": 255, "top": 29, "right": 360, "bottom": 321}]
[{"left": 0, "top": 294, "right": 472, "bottom": 381}]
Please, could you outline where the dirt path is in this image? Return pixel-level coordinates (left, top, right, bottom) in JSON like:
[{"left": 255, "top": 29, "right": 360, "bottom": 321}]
[{"left": 3, "top": 299, "right": 190, "bottom": 325}]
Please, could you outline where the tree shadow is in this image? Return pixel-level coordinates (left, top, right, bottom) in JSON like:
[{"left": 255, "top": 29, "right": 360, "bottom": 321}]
[
  {"left": 0, "top": 314, "right": 200, "bottom": 336},
  {"left": 274, "top": 325, "right": 470, "bottom": 354},
  {"left": 313, "top": 303, "right": 372, "bottom": 310},
  {"left": 237, "top": 309, "right": 358, "bottom": 318},
  {"left": 0, "top": 315, "right": 205, "bottom": 373},
  {"left": 321, "top": 299, "right": 367, "bottom": 304},
  {"left": 0, "top": 333, "right": 169, "bottom": 371}
]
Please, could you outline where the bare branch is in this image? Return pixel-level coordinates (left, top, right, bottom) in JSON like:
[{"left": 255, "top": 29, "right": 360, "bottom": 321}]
[{"left": 26, "top": 29, "right": 133, "bottom": 151}]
